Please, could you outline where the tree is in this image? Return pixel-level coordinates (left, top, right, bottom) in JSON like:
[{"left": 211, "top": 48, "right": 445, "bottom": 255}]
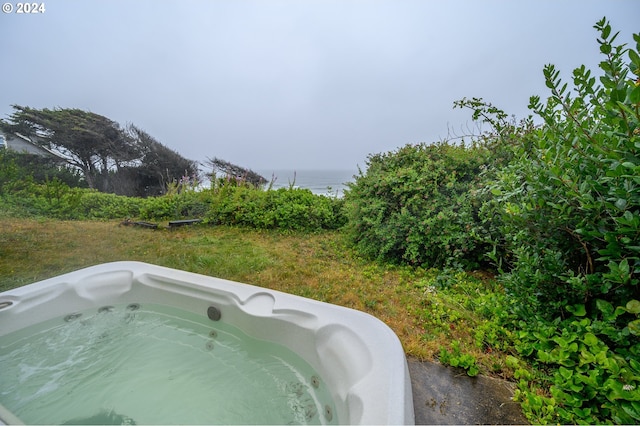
[
  {"left": 0, "top": 106, "right": 200, "bottom": 196},
  {"left": 124, "top": 124, "right": 200, "bottom": 196},
  {"left": 1, "top": 106, "right": 139, "bottom": 191},
  {"left": 206, "top": 157, "right": 267, "bottom": 187}
]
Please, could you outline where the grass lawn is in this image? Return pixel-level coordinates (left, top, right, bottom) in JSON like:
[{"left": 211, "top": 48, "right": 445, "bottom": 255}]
[{"left": 0, "top": 217, "right": 516, "bottom": 379}]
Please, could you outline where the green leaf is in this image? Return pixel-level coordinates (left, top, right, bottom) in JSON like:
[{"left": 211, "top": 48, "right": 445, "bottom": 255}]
[
  {"left": 582, "top": 332, "right": 598, "bottom": 347},
  {"left": 615, "top": 306, "right": 628, "bottom": 317},
  {"left": 559, "top": 356, "right": 576, "bottom": 367},
  {"left": 606, "top": 379, "right": 640, "bottom": 402},
  {"left": 559, "top": 366, "right": 573, "bottom": 380},
  {"left": 573, "top": 407, "right": 593, "bottom": 419},
  {"left": 580, "top": 349, "right": 596, "bottom": 365},
  {"left": 567, "top": 304, "right": 587, "bottom": 316},
  {"left": 603, "top": 356, "right": 621, "bottom": 374},
  {"left": 624, "top": 210, "right": 635, "bottom": 222},
  {"left": 615, "top": 198, "right": 628, "bottom": 210},
  {"left": 617, "top": 259, "right": 629, "bottom": 277},
  {"left": 554, "top": 336, "right": 569, "bottom": 348},
  {"left": 621, "top": 401, "right": 640, "bottom": 421},
  {"left": 629, "top": 319, "right": 640, "bottom": 336},
  {"left": 597, "top": 299, "right": 614, "bottom": 316},
  {"left": 505, "top": 355, "right": 520, "bottom": 369},
  {"left": 629, "top": 49, "right": 640, "bottom": 67},
  {"left": 467, "top": 365, "right": 479, "bottom": 377},
  {"left": 567, "top": 381, "right": 584, "bottom": 393},
  {"left": 627, "top": 300, "right": 640, "bottom": 314},
  {"left": 630, "top": 85, "right": 640, "bottom": 105},
  {"left": 537, "top": 350, "right": 552, "bottom": 363}
]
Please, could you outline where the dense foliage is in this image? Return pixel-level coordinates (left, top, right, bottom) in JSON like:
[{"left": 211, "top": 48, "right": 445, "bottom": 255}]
[
  {"left": 491, "top": 19, "right": 639, "bottom": 424},
  {"left": 344, "top": 141, "right": 498, "bottom": 269},
  {"left": 346, "top": 18, "right": 639, "bottom": 423},
  {"left": 0, "top": 150, "right": 86, "bottom": 189},
  {"left": 478, "top": 21, "right": 640, "bottom": 321},
  {"left": 0, "top": 152, "right": 344, "bottom": 231},
  {"left": 203, "top": 179, "right": 345, "bottom": 231}
]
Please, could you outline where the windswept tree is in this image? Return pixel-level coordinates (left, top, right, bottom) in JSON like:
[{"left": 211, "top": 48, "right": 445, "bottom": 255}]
[
  {"left": 1, "top": 106, "right": 199, "bottom": 196},
  {"left": 124, "top": 124, "right": 200, "bottom": 196},
  {"left": 206, "top": 157, "right": 267, "bottom": 187},
  {"left": 1, "top": 106, "right": 139, "bottom": 191}
]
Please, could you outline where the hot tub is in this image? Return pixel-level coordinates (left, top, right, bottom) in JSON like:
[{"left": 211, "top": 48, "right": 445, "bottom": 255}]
[{"left": 0, "top": 261, "right": 414, "bottom": 425}]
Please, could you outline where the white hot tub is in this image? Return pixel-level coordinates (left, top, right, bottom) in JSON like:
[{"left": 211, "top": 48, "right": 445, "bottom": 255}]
[{"left": 0, "top": 261, "right": 414, "bottom": 425}]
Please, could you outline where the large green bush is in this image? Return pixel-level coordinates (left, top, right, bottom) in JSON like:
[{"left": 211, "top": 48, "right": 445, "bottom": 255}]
[
  {"left": 344, "top": 141, "right": 499, "bottom": 269},
  {"left": 477, "top": 19, "right": 640, "bottom": 320},
  {"left": 464, "top": 19, "right": 640, "bottom": 424},
  {"left": 204, "top": 182, "right": 345, "bottom": 231},
  {"left": 79, "top": 191, "right": 142, "bottom": 219},
  {"left": 1, "top": 179, "right": 143, "bottom": 220}
]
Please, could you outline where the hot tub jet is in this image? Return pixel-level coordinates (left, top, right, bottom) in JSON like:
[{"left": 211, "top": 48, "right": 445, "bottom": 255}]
[{"left": 207, "top": 305, "right": 221, "bottom": 321}]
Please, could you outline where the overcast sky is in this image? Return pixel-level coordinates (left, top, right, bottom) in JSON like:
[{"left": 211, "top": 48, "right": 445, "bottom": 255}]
[{"left": 1, "top": 0, "right": 638, "bottom": 171}]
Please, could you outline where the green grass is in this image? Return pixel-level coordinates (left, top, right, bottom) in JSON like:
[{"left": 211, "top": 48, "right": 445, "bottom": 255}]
[{"left": 0, "top": 217, "right": 518, "bottom": 381}]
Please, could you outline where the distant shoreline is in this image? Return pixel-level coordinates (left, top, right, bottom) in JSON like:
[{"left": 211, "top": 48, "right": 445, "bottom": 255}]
[{"left": 256, "top": 169, "right": 358, "bottom": 197}]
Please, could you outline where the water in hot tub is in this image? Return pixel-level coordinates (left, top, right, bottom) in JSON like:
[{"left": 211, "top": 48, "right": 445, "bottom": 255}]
[{"left": 0, "top": 303, "right": 337, "bottom": 425}]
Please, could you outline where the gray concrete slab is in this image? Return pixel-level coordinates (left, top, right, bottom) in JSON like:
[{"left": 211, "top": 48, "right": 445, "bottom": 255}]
[{"left": 408, "top": 358, "right": 528, "bottom": 425}]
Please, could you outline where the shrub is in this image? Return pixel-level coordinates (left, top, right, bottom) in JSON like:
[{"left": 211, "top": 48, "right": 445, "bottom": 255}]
[
  {"left": 138, "top": 191, "right": 211, "bottom": 221},
  {"left": 2, "top": 180, "right": 144, "bottom": 220},
  {"left": 0, "top": 172, "right": 345, "bottom": 230},
  {"left": 512, "top": 301, "right": 640, "bottom": 424},
  {"left": 78, "top": 191, "right": 142, "bottom": 219},
  {"left": 204, "top": 184, "right": 345, "bottom": 231},
  {"left": 472, "top": 18, "right": 640, "bottom": 320},
  {"left": 0, "top": 149, "right": 86, "bottom": 189},
  {"left": 463, "top": 18, "right": 640, "bottom": 424},
  {"left": 343, "top": 141, "right": 501, "bottom": 269}
]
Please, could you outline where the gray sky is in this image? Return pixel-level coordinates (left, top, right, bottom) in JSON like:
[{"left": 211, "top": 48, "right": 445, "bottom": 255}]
[{"left": 1, "top": 0, "right": 638, "bottom": 171}]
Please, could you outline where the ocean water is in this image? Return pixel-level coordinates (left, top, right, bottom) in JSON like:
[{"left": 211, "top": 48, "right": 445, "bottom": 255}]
[{"left": 257, "top": 169, "right": 358, "bottom": 197}]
